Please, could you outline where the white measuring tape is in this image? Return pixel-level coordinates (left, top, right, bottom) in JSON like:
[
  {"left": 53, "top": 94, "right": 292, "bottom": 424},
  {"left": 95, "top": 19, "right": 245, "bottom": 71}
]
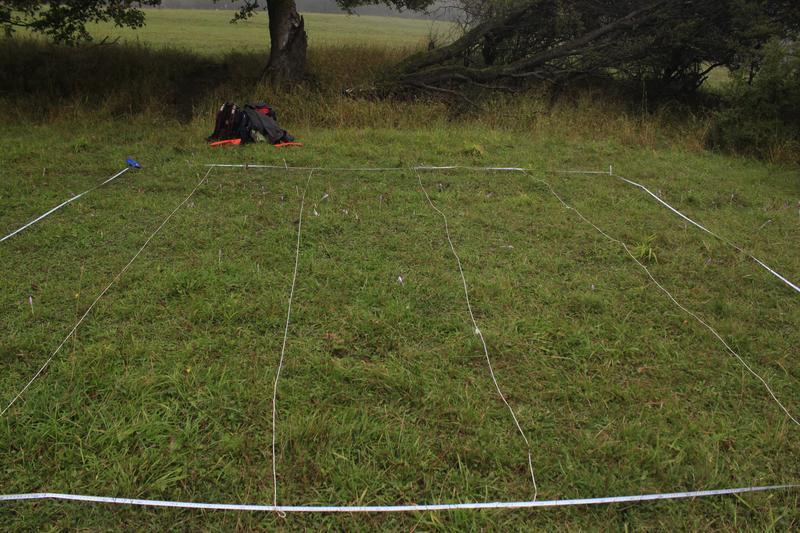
[
  {"left": 271, "top": 169, "right": 315, "bottom": 509},
  {"left": 209, "top": 163, "right": 798, "bottom": 295},
  {"left": 207, "top": 164, "right": 536, "bottom": 172},
  {"left": 1, "top": 166, "right": 132, "bottom": 243},
  {"left": 416, "top": 168, "right": 538, "bottom": 498},
  {"left": 608, "top": 172, "right": 800, "bottom": 295},
  {"left": 0, "top": 168, "right": 214, "bottom": 417},
  {"left": 206, "top": 164, "right": 607, "bottom": 174},
  {"left": 0, "top": 485, "right": 795, "bottom": 512}
]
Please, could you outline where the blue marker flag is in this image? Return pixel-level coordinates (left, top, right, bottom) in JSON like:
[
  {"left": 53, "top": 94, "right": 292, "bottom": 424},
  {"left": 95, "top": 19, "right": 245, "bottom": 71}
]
[{"left": 126, "top": 158, "right": 142, "bottom": 169}]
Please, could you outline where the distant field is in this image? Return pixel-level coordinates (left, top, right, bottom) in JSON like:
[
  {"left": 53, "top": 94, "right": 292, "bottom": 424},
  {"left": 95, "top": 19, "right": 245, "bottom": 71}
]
[{"left": 87, "top": 9, "right": 454, "bottom": 55}]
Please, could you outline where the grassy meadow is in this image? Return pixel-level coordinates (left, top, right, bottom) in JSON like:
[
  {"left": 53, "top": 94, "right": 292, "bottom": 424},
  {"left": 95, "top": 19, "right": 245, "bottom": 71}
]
[
  {"left": 1, "top": 8, "right": 799, "bottom": 530},
  {"left": 87, "top": 8, "right": 452, "bottom": 55}
]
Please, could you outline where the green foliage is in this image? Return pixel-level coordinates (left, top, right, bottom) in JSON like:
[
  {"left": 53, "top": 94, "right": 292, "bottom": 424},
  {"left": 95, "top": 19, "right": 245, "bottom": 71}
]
[
  {"left": 708, "top": 41, "right": 800, "bottom": 163},
  {"left": 445, "top": 0, "right": 800, "bottom": 97},
  {"left": 1, "top": 0, "right": 161, "bottom": 43}
]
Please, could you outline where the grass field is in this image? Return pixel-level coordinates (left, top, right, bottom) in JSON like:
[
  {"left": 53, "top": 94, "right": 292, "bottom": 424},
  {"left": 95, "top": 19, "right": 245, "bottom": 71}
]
[
  {"left": 1, "top": 7, "right": 799, "bottom": 531},
  {"left": 85, "top": 8, "right": 452, "bottom": 55}
]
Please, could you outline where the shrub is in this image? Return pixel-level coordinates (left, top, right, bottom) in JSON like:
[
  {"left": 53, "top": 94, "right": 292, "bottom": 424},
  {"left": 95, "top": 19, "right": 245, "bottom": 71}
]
[{"left": 707, "top": 40, "right": 800, "bottom": 163}]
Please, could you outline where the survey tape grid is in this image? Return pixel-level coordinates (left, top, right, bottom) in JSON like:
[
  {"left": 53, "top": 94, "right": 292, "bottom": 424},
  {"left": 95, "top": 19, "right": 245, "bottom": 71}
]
[
  {"left": 209, "top": 163, "right": 798, "bottom": 295},
  {"left": 0, "top": 168, "right": 214, "bottom": 417},
  {"left": 1, "top": 167, "right": 131, "bottom": 243},
  {"left": 2, "top": 164, "right": 796, "bottom": 514}
]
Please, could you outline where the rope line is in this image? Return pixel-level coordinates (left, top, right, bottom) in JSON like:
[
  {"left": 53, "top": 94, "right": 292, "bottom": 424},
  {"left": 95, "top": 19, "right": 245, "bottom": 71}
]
[
  {"left": 523, "top": 171, "right": 799, "bottom": 427},
  {"left": 208, "top": 164, "right": 539, "bottom": 172},
  {"left": 207, "top": 164, "right": 606, "bottom": 175},
  {"left": 1, "top": 485, "right": 795, "bottom": 512},
  {"left": 415, "top": 169, "right": 538, "bottom": 498},
  {"left": 0, "top": 168, "right": 214, "bottom": 417},
  {"left": 1, "top": 167, "right": 131, "bottom": 243},
  {"left": 609, "top": 172, "right": 800, "bottom": 295},
  {"left": 2, "top": 164, "right": 796, "bottom": 515},
  {"left": 271, "top": 169, "right": 315, "bottom": 510},
  {"left": 209, "top": 163, "right": 797, "bottom": 294}
]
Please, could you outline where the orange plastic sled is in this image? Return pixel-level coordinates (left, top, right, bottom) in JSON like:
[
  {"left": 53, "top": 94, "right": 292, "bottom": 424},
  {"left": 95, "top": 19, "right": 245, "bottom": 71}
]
[
  {"left": 209, "top": 139, "right": 242, "bottom": 147},
  {"left": 273, "top": 142, "right": 304, "bottom": 149}
]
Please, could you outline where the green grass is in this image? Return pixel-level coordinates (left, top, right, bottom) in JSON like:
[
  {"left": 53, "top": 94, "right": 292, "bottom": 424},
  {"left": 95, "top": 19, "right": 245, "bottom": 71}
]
[
  {"left": 83, "top": 8, "right": 452, "bottom": 55},
  {"left": 1, "top": 6, "right": 799, "bottom": 530},
  {"left": 0, "top": 119, "right": 798, "bottom": 529}
]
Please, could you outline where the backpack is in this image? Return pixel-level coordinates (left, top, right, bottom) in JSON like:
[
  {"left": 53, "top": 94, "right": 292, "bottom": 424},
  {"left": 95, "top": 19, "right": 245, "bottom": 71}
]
[
  {"left": 207, "top": 102, "right": 251, "bottom": 142},
  {"left": 207, "top": 102, "right": 295, "bottom": 145},
  {"left": 242, "top": 103, "right": 294, "bottom": 145}
]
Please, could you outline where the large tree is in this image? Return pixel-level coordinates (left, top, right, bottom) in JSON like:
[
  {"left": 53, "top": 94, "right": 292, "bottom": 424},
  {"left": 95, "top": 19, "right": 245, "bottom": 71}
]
[
  {"left": 1, "top": 0, "right": 436, "bottom": 83},
  {"left": 233, "top": 0, "right": 435, "bottom": 83}
]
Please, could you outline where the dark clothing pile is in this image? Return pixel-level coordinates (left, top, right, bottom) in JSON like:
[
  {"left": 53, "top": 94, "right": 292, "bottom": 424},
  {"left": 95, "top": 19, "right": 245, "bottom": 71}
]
[{"left": 207, "top": 102, "right": 295, "bottom": 145}]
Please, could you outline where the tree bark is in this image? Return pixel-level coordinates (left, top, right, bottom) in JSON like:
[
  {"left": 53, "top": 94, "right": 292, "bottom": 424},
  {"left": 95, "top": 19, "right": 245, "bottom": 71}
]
[{"left": 266, "top": 0, "right": 308, "bottom": 84}]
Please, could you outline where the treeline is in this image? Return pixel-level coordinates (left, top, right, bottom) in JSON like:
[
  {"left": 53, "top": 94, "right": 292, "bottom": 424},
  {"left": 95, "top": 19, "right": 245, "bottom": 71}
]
[{"left": 157, "top": 0, "right": 457, "bottom": 20}]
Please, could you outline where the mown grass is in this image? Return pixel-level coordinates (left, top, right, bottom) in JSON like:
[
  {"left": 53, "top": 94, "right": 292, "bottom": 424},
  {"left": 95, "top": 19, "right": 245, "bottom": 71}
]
[
  {"left": 1, "top": 8, "right": 799, "bottom": 530},
  {"left": 85, "top": 8, "right": 452, "bottom": 55}
]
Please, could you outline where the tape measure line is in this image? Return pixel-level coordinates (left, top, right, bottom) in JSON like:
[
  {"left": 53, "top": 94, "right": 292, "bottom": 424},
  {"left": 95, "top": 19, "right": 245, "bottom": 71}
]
[
  {"left": 1, "top": 167, "right": 131, "bottom": 243},
  {"left": 416, "top": 168, "right": 538, "bottom": 499},
  {"left": 271, "top": 169, "right": 315, "bottom": 510},
  {"left": 0, "top": 485, "right": 796, "bottom": 512},
  {"left": 609, "top": 172, "right": 800, "bottom": 295},
  {"left": 0, "top": 168, "right": 214, "bottom": 417}
]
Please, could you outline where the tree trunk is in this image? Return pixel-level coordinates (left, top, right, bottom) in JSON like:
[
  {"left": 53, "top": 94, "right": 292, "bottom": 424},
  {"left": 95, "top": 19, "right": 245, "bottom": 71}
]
[{"left": 266, "top": 0, "right": 307, "bottom": 84}]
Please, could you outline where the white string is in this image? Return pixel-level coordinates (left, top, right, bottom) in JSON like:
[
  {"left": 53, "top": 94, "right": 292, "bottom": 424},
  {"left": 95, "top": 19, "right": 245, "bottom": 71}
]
[
  {"left": 209, "top": 163, "right": 799, "bottom": 295},
  {"left": 1, "top": 167, "right": 131, "bottom": 243},
  {"left": 522, "top": 170, "right": 799, "bottom": 427},
  {"left": 611, "top": 173, "right": 800, "bottom": 295},
  {"left": 415, "top": 169, "right": 538, "bottom": 499},
  {"left": 0, "top": 167, "right": 215, "bottom": 417},
  {"left": 0, "top": 484, "right": 795, "bottom": 512},
  {"left": 271, "top": 169, "right": 315, "bottom": 511},
  {"left": 207, "top": 164, "right": 536, "bottom": 172},
  {"left": 207, "top": 164, "right": 611, "bottom": 175},
  {"left": 542, "top": 166, "right": 800, "bottom": 296}
]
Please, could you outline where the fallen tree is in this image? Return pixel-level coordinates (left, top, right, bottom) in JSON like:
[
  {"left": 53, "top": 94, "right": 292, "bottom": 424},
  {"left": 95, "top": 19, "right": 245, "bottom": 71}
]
[{"left": 381, "top": 0, "right": 800, "bottom": 98}]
